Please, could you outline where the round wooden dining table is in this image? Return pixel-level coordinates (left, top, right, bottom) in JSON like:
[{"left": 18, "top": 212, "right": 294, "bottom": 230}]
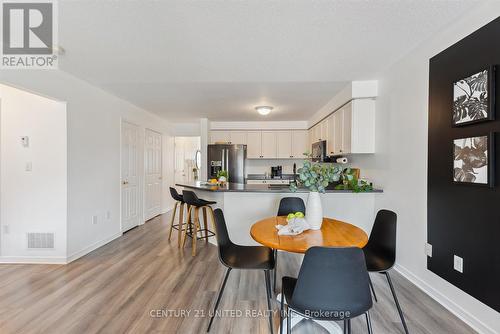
[
  {"left": 250, "top": 216, "right": 368, "bottom": 253},
  {"left": 250, "top": 216, "right": 369, "bottom": 334}
]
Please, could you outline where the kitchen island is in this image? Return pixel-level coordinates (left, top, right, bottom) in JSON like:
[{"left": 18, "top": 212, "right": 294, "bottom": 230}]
[{"left": 176, "top": 182, "right": 383, "bottom": 245}]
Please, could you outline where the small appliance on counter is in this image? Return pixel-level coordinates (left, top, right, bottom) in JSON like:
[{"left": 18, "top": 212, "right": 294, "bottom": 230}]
[
  {"left": 311, "top": 140, "right": 327, "bottom": 162},
  {"left": 271, "top": 166, "right": 283, "bottom": 179}
]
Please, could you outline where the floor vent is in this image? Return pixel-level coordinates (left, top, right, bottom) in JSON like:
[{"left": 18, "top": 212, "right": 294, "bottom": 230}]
[{"left": 27, "top": 233, "right": 55, "bottom": 249}]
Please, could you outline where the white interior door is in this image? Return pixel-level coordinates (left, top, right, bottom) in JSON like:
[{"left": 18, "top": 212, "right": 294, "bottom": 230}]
[
  {"left": 121, "top": 121, "right": 141, "bottom": 232},
  {"left": 144, "top": 129, "right": 162, "bottom": 221}
]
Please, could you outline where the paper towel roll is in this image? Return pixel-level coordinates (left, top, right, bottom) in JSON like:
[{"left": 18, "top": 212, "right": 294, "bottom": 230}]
[{"left": 336, "top": 157, "right": 348, "bottom": 164}]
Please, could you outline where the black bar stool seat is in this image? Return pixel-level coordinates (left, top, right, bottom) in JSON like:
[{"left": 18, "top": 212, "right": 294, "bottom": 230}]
[{"left": 181, "top": 190, "right": 216, "bottom": 256}]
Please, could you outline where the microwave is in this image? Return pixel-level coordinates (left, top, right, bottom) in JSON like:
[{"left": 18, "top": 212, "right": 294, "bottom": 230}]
[{"left": 311, "top": 140, "right": 327, "bottom": 162}]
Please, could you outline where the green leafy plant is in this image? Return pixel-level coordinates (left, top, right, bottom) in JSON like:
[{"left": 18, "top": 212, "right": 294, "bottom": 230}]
[
  {"left": 290, "top": 154, "right": 341, "bottom": 193},
  {"left": 334, "top": 168, "right": 373, "bottom": 193},
  {"left": 217, "top": 170, "right": 228, "bottom": 179}
]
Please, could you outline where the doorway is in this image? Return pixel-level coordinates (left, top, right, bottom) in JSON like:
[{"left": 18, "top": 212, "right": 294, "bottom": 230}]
[
  {"left": 144, "top": 129, "right": 162, "bottom": 221},
  {"left": 121, "top": 120, "right": 141, "bottom": 232},
  {"left": 174, "top": 137, "right": 201, "bottom": 184}
]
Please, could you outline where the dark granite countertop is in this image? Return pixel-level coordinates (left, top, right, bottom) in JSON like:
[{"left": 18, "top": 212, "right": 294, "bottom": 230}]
[{"left": 176, "top": 182, "right": 383, "bottom": 193}]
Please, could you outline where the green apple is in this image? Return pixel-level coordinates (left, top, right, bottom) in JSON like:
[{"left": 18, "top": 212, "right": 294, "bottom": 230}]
[
  {"left": 294, "top": 212, "right": 304, "bottom": 218},
  {"left": 287, "top": 213, "right": 295, "bottom": 220}
]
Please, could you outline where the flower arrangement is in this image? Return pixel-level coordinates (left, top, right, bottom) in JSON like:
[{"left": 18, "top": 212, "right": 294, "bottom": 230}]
[{"left": 289, "top": 155, "right": 342, "bottom": 193}]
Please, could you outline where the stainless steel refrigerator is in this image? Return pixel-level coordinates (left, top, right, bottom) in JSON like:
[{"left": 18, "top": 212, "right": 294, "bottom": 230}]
[{"left": 208, "top": 144, "right": 246, "bottom": 183}]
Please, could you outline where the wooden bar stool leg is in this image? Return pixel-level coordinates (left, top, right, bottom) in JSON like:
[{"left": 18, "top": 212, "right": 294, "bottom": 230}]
[
  {"left": 168, "top": 201, "right": 179, "bottom": 241},
  {"left": 177, "top": 203, "right": 184, "bottom": 248},
  {"left": 202, "top": 206, "right": 208, "bottom": 242},
  {"left": 192, "top": 207, "right": 200, "bottom": 257},
  {"left": 182, "top": 205, "right": 193, "bottom": 249}
]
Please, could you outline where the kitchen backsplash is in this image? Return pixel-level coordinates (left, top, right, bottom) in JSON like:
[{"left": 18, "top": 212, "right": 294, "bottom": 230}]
[{"left": 245, "top": 159, "right": 303, "bottom": 176}]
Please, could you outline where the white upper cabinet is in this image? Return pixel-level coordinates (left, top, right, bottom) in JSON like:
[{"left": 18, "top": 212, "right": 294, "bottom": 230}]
[
  {"left": 326, "top": 99, "right": 375, "bottom": 156},
  {"left": 229, "top": 131, "right": 247, "bottom": 145},
  {"left": 246, "top": 131, "right": 262, "bottom": 158},
  {"left": 261, "top": 131, "right": 277, "bottom": 158},
  {"left": 210, "top": 131, "right": 230, "bottom": 144},
  {"left": 326, "top": 115, "right": 335, "bottom": 156},
  {"left": 277, "top": 131, "right": 292, "bottom": 159},
  {"left": 292, "top": 130, "right": 308, "bottom": 158}
]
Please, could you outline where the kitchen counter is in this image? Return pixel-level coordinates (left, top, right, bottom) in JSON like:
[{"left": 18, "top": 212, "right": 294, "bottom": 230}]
[
  {"left": 176, "top": 181, "right": 383, "bottom": 193},
  {"left": 175, "top": 182, "right": 383, "bottom": 246}
]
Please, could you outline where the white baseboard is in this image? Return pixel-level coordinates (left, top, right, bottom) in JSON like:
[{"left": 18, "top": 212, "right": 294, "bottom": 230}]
[
  {"left": 65, "top": 232, "right": 122, "bottom": 264},
  {"left": 0, "top": 256, "right": 67, "bottom": 264},
  {"left": 394, "top": 264, "right": 497, "bottom": 334}
]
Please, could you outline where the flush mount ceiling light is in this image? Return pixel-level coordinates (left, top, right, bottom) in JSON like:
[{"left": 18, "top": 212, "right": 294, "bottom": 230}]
[{"left": 255, "top": 106, "right": 273, "bottom": 116}]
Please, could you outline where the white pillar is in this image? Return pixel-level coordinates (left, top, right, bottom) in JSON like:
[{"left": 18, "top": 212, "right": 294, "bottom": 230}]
[{"left": 200, "top": 118, "right": 209, "bottom": 181}]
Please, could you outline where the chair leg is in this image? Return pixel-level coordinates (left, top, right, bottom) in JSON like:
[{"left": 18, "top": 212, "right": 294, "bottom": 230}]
[
  {"left": 385, "top": 271, "right": 409, "bottom": 334},
  {"left": 168, "top": 202, "right": 178, "bottom": 241},
  {"left": 192, "top": 207, "right": 200, "bottom": 257},
  {"left": 286, "top": 308, "right": 291, "bottom": 334},
  {"left": 366, "top": 311, "right": 373, "bottom": 334},
  {"left": 279, "top": 291, "right": 284, "bottom": 334},
  {"left": 273, "top": 249, "right": 278, "bottom": 292},
  {"left": 368, "top": 274, "right": 378, "bottom": 302},
  {"left": 207, "top": 267, "right": 231, "bottom": 332},
  {"left": 202, "top": 206, "right": 208, "bottom": 242},
  {"left": 344, "top": 318, "right": 351, "bottom": 334},
  {"left": 177, "top": 203, "right": 184, "bottom": 248},
  {"left": 181, "top": 206, "right": 193, "bottom": 248},
  {"left": 264, "top": 270, "right": 274, "bottom": 334}
]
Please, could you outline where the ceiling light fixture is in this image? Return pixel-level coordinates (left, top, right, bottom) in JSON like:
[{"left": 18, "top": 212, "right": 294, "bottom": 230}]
[{"left": 255, "top": 106, "right": 273, "bottom": 116}]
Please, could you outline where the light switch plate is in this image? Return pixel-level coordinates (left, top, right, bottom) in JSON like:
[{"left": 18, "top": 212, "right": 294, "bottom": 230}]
[
  {"left": 454, "top": 255, "right": 463, "bottom": 273},
  {"left": 92, "top": 215, "right": 98, "bottom": 225},
  {"left": 25, "top": 162, "right": 32, "bottom": 172},
  {"left": 425, "top": 243, "right": 433, "bottom": 257}
]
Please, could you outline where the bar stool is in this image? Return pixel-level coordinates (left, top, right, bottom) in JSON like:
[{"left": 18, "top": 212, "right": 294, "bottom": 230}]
[
  {"left": 168, "top": 187, "right": 188, "bottom": 247},
  {"left": 181, "top": 190, "right": 216, "bottom": 256}
]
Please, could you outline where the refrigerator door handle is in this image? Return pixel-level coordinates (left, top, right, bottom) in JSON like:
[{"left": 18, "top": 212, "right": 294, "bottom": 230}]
[
  {"left": 221, "top": 149, "right": 225, "bottom": 175},
  {"left": 226, "top": 148, "right": 229, "bottom": 173}
]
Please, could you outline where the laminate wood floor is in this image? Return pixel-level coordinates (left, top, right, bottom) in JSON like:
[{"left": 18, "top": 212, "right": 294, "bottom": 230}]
[{"left": 0, "top": 213, "right": 475, "bottom": 334}]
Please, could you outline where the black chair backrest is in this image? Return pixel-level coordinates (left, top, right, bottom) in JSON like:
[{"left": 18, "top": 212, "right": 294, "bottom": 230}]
[
  {"left": 170, "top": 187, "right": 183, "bottom": 202},
  {"left": 277, "top": 197, "right": 306, "bottom": 216},
  {"left": 366, "top": 209, "right": 397, "bottom": 267},
  {"left": 213, "top": 208, "right": 233, "bottom": 249},
  {"left": 182, "top": 190, "right": 200, "bottom": 206},
  {"left": 291, "top": 247, "right": 372, "bottom": 319}
]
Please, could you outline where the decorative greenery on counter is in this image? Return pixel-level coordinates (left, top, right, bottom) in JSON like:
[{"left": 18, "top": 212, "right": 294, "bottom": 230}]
[
  {"left": 334, "top": 168, "right": 374, "bottom": 193},
  {"left": 290, "top": 154, "right": 341, "bottom": 193}
]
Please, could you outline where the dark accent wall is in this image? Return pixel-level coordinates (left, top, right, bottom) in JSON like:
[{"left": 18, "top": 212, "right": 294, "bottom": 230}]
[{"left": 428, "top": 17, "right": 500, "bottom": 312}]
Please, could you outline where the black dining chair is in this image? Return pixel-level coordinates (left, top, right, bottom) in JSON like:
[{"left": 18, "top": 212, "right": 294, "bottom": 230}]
[
  {"left": 207, "top": 209, "right": 275, "bottom": 333},
  {"left": 280, "top": 246, "right": 373, "bottom": 334},
  {"left": 274, "top": 197, "right": 306, "bottom": 291},
  {"left": 363, "top": 209, "right": 409, "bottom": 334}
]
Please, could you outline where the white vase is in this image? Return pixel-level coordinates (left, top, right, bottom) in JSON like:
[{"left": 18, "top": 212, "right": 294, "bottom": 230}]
[{"left": 306, "top": 191, "right": 323, "bottom": 230}]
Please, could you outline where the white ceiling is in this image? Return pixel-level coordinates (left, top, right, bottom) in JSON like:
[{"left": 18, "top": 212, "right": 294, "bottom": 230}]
[{"left": 58, "top": 0, "right": 477, "bottom": 121}]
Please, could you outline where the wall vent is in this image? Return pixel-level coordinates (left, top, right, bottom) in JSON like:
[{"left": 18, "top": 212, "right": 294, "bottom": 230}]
[{"left": 27, "top": 232, "right": 55, "bottom": 249}]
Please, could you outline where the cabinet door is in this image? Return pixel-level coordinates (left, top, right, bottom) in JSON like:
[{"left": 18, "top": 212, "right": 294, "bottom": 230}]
[
  {"left": 229, "top": 131, "right": 247, "bottom": 145},
  {"left": 292, "top": 130, "right": 308, "bottom": 158},
  {"left": 342, "top": 103, "right": 352, "bottom": 154},
  {"left": 210, "top": 131, "right": 230, "bottom": 144},
  {"left": 261, "top": 131, "right": 277, "bottom": 158},
  {"left": 246, "top": 132, "right": 262, "bottom": 158},
  {"left": 326, "top": 115, "right": 335, "bottom": 156},
  {"left": 277, "top": 131, "right": 293, "bottom": 158},
  {"left": 319, "top": 120, "right": 328, "bottom": 141},
  {"left": 333, "top": 110, "right": 343, "bottom": 154}
]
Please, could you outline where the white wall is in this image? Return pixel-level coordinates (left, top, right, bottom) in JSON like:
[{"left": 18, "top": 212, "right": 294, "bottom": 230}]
[
  {"left": 354, "top": 5, "right": 500, "bottom": 333},
  {"left": 0, "top": 84, "right": 67, "bottom": 263},
  {"left": 0, "top": 70, "right": 175, "bottom": 263}
]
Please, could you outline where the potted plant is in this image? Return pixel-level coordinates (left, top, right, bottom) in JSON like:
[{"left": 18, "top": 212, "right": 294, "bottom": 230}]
[
  {"left": 290, "top": 156, "right": 341, "bottom": 229},
  {"left": 334, "top": 168, "right": 373, "bottom": 193},
  {"left": 217, "top": 170, "right": 228, "bottom": 184}
]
